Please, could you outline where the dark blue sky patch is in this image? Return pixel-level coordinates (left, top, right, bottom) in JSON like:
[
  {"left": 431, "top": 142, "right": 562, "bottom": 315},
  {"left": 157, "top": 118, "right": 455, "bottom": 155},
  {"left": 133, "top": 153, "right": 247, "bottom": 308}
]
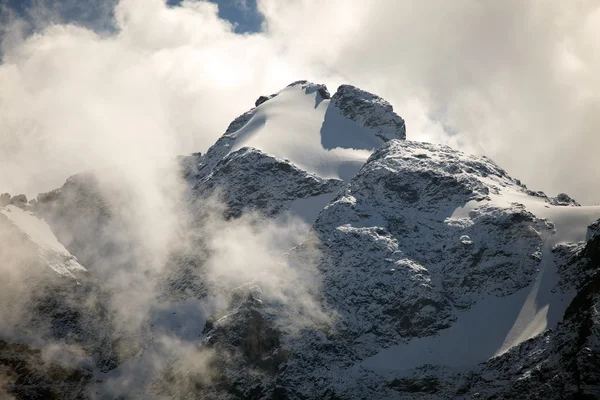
[
  {"left": 2, "top": 0, "right": 118, "bottom": 33},
  {"left": 1, "top": 0, "right": 262, "bottom": 36},
  {"left": 167, "top": 0, "right": 263, "bottom": 34}
]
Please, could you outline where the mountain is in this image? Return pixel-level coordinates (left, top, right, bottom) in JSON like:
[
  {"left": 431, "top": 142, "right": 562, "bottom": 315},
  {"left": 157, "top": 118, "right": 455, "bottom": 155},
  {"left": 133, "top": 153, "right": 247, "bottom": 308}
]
[
  {"left": 1, "top": 81, "right": 600, "bottom": 399},
  {"left": 0, "top": 203, "right": 136, "bottom": 398}
]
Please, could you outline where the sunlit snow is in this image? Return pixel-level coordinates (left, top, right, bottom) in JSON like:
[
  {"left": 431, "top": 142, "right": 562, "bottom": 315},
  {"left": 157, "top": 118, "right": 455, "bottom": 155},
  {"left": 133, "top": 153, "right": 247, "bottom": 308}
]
[{"left": 227, "top": 84, "right": 381, "bottom": 181}]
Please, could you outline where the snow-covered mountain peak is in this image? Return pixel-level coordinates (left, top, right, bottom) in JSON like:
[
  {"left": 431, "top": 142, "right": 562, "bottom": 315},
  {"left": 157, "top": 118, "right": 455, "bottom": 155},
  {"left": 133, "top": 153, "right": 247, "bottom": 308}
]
[{"left": 195, "top": 81, "right": 407, "bottom": 184}]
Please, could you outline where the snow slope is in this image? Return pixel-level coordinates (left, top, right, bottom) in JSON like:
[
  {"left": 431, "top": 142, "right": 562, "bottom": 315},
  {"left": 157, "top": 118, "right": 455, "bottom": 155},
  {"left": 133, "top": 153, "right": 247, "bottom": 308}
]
[
  {"left": 0, "top": 205, "right": 86, "bottom": 278},
  {"left": 196, "top": 81, "right": 406, "bottom": 182},
  {"left": 483, "top": 191, "right": 600, "bottom": 355},
  {"left": 228, "top": 83, "right": 369, "bottom": 180},
  {"left": 361, "top": 177, "right": 600, "bottom": 373}
]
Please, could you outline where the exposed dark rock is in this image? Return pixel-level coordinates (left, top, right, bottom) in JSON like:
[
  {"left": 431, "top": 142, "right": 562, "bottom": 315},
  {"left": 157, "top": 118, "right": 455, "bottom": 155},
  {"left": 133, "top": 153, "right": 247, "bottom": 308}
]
[
  {"left": 255, "top": 96, "right": 270, "bottom": 107},
  {"left": 37, "top": 189, "right": 61, "bottom": 204},
  {"left": 549, "top": 192, "right": 580, "bottom": 207},
  {"left": 331, "top": 84, "right": 406, "bottom": 141},
  {"left": 8, "top": 194, "right": 27, "bottom": 206},
  {"left": 287, "top": 80, "right": 330, "bottom": 99},
  {"left": 35, "top": 172, "right": 116, "bottom": 269},
  {"left": 193, "top": 147, "right": 343, "bottom": 219},
  {"left": 0, "top": 339, "right": 93, "bottom": 399},
  {"left": 389, "top": 376, "right": 441, "bottom": 394},
  {"left": 318, "top": 86, "right": 331, "bottom": 99},
  {"left": 225, "top": 109, "right": 256, "bottom": 135},
  {"left": 255, "top": 94, "right": 278, "bottom": 107},
  {"left": 0, "top": 193, "right": 10, "bottom": 207},
  {"left": 287, "top": 80, "right": 309, "bottom": 87},
  {"left": 525, "top": 189, "right": 581, "bottom": 207},
  {"left": 587, "top": 218, "right": 600, "bottom": 242},
  {"left": 526, "top": 189, "right": 547, "bottom": 198}
]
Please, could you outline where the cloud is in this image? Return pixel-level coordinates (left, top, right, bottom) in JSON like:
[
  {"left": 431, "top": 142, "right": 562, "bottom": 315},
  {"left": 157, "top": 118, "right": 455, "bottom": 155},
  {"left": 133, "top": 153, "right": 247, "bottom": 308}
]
[
  {"left": 196, "top": 196, "right": 330, "bottom": 328},
  {"left": 0, "top": 0, "right": 298, "bottom": 197},
  {"left": 261, "top": 0, "right": 600, "bottom": 204},
  {"left": 1, "top": 0, "right": 598, "bottom": 203}
]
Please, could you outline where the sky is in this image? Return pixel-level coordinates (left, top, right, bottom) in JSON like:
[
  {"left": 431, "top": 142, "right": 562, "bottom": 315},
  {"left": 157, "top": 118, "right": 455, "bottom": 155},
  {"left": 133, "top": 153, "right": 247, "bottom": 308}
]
[
  {"left": 170, "top": 0, "right": 263, "bottom": 33},
  {"left": 2, "top": 0, "right": 263, "bottom": 34},
  {"left": 0, "top": 0, "right": 599, "bottom": 204}
]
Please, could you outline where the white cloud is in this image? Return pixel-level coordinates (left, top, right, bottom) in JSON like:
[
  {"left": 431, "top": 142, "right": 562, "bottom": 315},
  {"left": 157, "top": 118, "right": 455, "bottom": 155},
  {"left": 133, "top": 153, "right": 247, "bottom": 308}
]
[
  {"left": 0, "top": 0, "right": 297, "bottom": 197},
  {"left": 1, "top": 0, "right": 599, "bottom": 202},
  {"left": 258, "top": 0, "right": 600, "bottom": 203}
]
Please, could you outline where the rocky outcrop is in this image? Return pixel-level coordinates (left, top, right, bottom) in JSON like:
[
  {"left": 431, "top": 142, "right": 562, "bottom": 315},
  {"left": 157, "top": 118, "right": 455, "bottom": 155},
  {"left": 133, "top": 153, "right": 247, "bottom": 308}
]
[
  {"left": 8, "top": 194, "right": 27, "bottom": 207},
  {"left": 525, "top": 189, "right": 582, "bottom": 207},
  {"left": 550, "top": 192, "right": 581, "bottom": 207},
  {"left": 34, "top": 173, "right": 116, "bottom": 270},
  {"left": 204, "top": 286, "right": 285, "bottom": 371},
  {"left": 0, "top": 340, "right": 92, "bottom": 399},
  {"left": 255, "top": 94, "right": 278, "bottom": 107},
  {"left": 316, "top": 140, "right": 550, "bottom": 317},
  {"left": 154, "top": 285, "right": 287, "bottom": 399},
  {"left": 456, "top": 224, "right": 600, "bottom": 399},
  {"left": 287, "top": 79, "right": 330, "bottom": 98},
  {"left": 193, "top": 147, "right": 343, "bottom": 219},
  {"left": 331, "top": 84, "right": 406, "bottom": 142},
  {"left": 587, "top": 218, "right": 600, "bottom": 242},
  {"left": 0, "top": 193, "right": 9, "bottom": 207}
]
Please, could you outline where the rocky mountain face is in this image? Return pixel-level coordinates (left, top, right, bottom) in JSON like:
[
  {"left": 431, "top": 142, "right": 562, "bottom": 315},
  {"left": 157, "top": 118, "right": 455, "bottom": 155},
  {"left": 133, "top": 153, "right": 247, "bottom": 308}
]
[
  {"left": 0, "top": 205, "right": 135, "bottom": 399},
  {"left": 1, "top": 81, "right": 600, "bottom": 399},
  {"left": 192, "top": 147, "right": 344, "bottom": 220},
  {"left": 311, "top": 141, "right": 552, "bottom": 351}
]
